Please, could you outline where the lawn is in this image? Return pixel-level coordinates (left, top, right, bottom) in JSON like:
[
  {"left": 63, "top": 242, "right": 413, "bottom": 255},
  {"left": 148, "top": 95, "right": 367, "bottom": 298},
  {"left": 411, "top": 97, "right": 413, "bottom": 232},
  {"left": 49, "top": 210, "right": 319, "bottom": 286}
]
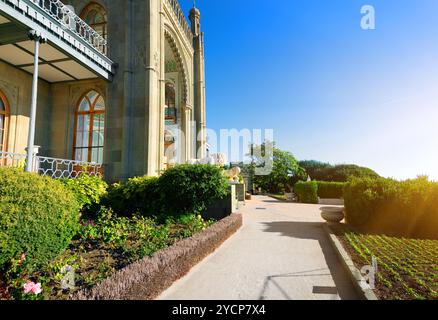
[{"left": 333, "top": 225, "right": 438, "bottom": 300}]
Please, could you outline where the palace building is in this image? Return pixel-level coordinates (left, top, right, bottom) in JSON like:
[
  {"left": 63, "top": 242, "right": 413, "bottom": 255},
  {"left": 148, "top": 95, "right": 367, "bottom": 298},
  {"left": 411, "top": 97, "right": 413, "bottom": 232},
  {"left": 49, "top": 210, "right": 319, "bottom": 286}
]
[{"left": 0, "top": 0, "right": 207, "bottom": 181}]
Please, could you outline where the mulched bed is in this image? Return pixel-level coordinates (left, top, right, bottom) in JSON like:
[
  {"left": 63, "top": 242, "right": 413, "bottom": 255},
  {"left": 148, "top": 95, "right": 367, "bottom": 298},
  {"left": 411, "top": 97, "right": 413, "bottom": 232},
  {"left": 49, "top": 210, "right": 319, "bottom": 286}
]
[
  {"left": 331, "top": 224, "right": 438, "bottom": 300},
  {"left": 0, "top": 273, "right": 11, "bottom": 300},
  {"left": 70, "top": 213, "right": 243, "bottom": 300}
]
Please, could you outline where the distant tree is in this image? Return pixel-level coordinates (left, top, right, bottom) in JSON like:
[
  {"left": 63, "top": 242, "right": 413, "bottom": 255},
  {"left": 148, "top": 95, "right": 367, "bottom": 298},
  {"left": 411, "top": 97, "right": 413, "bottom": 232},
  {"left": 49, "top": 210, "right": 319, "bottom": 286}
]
[
  {"left": 299, "top": 160, "right": 380, "bottom": 182},
  {"left": 299, "top": 160, "right": 332, "bottom": 180},
  {"left": 252, "top": 142, "right": 303, "bottom": 193}
]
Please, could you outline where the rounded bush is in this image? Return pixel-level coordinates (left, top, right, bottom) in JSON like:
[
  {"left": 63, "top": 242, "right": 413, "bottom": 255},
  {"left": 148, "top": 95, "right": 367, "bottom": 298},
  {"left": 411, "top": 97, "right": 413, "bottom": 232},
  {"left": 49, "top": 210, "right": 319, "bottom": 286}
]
[
  {"left": 158, "top": 164, "right": 230, "bottom": 216},
  {"left": 104, "top": 176, "right": 160, "bottom": 216},
  {"left": 61, "top": 173, "right": 108, "bottom": 213},
  {"left": 0, "top": 168, "right": 80, "bottom": 269},
  {"left": 294, "top": 181, "right": 319, "bottom": 204}
]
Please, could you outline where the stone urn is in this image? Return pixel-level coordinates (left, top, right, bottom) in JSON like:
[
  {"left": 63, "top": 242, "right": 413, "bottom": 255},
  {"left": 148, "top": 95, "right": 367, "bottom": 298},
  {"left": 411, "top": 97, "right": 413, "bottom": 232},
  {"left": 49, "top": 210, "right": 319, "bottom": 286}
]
[
  {"left": 284, "top": 193, "right": 293, "bottom": 201},
  {"left": 320, "top": 206, "right": 345, "bottom": 223}
]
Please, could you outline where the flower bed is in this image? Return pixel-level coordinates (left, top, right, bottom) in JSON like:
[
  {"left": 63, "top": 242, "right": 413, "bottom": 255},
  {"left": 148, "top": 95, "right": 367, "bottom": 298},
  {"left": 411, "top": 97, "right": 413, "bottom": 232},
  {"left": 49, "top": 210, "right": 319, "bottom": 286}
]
[
  {"left": 1, "top": 209, "right": 219, "bottom": 300},
  {"left": 332, "top": 224, "right": 438, "bottom": 300},
  {"left": 70, "top": 213, "right": 243, "bottom": 300}
]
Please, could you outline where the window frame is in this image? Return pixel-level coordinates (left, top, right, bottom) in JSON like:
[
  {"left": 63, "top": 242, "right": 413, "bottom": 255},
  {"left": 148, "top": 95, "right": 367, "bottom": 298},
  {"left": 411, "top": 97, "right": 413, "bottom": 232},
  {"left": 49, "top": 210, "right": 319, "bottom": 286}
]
[
  {"left": 80, "top": 2, "right": 108, "bottom": 53},
  {"left": 73, "top": 90, "right": 105, "bottom": 164},
  {"left": 0, "top": 90, "right": 9, "bottom": 153}
]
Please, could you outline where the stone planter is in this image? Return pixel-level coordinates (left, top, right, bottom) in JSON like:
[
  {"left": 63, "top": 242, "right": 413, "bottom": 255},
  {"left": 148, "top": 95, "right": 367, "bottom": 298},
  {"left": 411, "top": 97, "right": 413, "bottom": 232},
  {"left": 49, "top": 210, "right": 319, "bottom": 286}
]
[
  {"left": 285, "top": 193, "right": 294, "bottom": 201},
  {"left": 320, "top": 206, "right": 345, "bottom": 223}
]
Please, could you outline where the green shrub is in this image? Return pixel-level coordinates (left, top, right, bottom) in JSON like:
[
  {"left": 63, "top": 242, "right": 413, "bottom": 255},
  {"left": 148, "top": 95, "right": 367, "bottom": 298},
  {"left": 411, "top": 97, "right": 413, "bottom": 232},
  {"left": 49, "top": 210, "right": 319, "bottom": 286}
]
[
  {"left": 344, "top": 177, "right": 438, "bottom": 239},
  {"left": 299, "top": 161, "right": 380, "bottom": 182},
  {"left": 103, "top": 176, "right": 160, "bottom": 217},
  {"left": 0, "top": 168, "right": 80, "bottom": 269},
  {"left": 158, "top": 164, "right": 230, "bottom": 216},
  {"left": 104, "top": 165, "right": 230, "bottom": 219},
  {"left": 61, "top": 174, "right": 108, "bottom": 213},
  {"left": 294, "top": 181, "right": 318, "bottom": 204},
  {"left": 317, "top": 181, "right": 345, "bottom": 199}
]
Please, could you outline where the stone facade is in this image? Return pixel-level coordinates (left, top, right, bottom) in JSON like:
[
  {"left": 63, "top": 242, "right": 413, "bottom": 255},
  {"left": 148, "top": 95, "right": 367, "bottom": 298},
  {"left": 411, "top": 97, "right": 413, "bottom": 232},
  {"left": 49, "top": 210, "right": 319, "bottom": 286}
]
[{"left": 0, "top": 0, "right": 206, "bottom": 182}]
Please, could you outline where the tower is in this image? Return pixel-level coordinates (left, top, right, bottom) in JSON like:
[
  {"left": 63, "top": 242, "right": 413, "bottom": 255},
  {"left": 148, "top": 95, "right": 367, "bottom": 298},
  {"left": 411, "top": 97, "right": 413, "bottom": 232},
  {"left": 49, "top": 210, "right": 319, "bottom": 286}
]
[{"left": 189, "top": 5, "right": 207, "bottom": 159}]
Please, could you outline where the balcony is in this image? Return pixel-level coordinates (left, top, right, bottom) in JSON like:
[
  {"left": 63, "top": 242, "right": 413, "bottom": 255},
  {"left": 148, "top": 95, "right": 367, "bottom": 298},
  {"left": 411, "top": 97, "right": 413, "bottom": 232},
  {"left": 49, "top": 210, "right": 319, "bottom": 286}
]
[{"left": 0, "top": 0, "right": 114, "bottom": 82}]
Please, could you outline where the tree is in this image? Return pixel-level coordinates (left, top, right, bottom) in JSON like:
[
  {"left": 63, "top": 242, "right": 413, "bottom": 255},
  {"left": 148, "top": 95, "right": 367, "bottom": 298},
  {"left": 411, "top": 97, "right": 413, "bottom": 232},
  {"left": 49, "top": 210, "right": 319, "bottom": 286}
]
[
  {"left": 252, "top": 142, "right": 304, "bottom": 193},
  {"left": 299, "top": 160, "right": 380, "bottom": 182},
  {"left": 299, "top": 160, "right": 332, "bottom": 181}
]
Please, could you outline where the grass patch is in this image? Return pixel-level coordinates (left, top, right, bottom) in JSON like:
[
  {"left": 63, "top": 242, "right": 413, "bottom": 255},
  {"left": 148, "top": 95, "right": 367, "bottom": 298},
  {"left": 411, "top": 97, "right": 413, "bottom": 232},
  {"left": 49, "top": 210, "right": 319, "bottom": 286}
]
[
  {"left": 332, "top": 224, "right": 438, "bottom": 300},
  {"left": 268, "top": 193, "right": 287, "bottom": 201}
]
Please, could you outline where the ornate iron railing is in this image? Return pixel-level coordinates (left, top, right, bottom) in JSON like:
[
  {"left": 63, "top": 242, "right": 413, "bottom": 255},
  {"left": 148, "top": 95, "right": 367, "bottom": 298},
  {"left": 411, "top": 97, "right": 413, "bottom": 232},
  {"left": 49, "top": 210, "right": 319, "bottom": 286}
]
[
  {"left": 0, "top": 151, "right": 103, "bottom": 179},
  {"left": 30, "top": 0, "right": 107, "bottom": 54},
  {"left": 165, "top": 0, "right": 193, "bottom": 43},
  {"left": 0, "top": 151, "right": 27, "bottom": 168}
]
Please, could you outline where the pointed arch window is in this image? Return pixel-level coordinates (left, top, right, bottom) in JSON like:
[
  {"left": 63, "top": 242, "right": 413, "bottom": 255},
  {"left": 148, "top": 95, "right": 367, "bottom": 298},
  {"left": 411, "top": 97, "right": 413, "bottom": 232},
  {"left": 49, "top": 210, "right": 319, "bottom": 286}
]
[
  {"left": 0, "top": 91, "right": 9, "bottom": 152},
  {"left": 81, "top": 3, "right": 108, "bottom": 52},
  {"left": 74, "top": 90, "right": 105, "bottom": 163}
]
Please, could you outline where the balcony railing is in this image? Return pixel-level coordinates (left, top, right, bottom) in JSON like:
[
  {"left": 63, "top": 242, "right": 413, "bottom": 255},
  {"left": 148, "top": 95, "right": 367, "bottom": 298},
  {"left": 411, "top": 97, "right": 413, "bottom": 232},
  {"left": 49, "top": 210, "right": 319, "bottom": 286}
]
[
  {"left": 165, "top": 0, "right": 193, "bottom": 43},
  {"left": 1, "top": 0, "right": 113, "bottom": 78},
  {"left": 0, "top": 151, "right": 103, "bottom": 179},
  {"left": 31, "top": 0, "right": 107, "bottom": 54}
]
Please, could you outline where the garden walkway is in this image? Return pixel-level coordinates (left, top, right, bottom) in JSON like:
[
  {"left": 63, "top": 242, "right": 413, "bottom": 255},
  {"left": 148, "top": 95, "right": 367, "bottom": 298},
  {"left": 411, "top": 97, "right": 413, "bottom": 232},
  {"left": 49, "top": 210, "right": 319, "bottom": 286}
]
[{"left": 158, "top": 196, "right": 359, "bottom": 300}]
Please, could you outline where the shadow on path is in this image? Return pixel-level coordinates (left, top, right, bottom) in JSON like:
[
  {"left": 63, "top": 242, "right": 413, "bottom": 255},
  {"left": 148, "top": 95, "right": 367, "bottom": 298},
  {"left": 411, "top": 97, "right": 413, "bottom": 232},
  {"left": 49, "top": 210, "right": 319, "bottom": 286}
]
[{"left": 258, "top": 221, "right": 355, "bottom": 300}]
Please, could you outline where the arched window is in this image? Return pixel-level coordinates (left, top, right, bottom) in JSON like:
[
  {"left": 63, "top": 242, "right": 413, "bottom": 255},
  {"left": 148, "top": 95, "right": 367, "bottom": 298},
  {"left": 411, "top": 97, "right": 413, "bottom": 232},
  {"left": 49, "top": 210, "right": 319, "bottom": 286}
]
[
  {"left": 81, "top": 3, "right": 107, "bottom": 49},
  {"left": 165, "top": 82, "right": 177, "bottom": 125},
  {"left": 0, "top": 91, "right": 9, "bottom": 152},
  {"left": 74, "top": 90, "right": 105, "bottom": 163}
]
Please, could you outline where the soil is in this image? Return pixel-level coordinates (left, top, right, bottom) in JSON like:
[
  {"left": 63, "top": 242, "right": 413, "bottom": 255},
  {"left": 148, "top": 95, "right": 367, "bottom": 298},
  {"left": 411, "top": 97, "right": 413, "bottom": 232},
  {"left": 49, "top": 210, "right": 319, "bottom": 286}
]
[{"left": 330, "top": 223, "right": 438, "bottom": 300}]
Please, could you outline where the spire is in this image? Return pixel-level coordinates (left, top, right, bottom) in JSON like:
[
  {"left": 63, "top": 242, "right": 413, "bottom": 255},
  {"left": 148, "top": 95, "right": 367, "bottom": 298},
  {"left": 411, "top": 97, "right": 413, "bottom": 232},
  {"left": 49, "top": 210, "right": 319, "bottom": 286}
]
[{"left": 189, "top": 0, "right": 201, "bottom": 36}]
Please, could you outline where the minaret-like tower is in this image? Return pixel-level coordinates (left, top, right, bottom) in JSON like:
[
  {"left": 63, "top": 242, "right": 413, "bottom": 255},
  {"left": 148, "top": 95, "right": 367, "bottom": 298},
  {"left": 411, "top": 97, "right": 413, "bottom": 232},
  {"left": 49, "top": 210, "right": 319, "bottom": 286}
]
[{"left": 189, "top": 5, "right": 207, "bottom": 159}]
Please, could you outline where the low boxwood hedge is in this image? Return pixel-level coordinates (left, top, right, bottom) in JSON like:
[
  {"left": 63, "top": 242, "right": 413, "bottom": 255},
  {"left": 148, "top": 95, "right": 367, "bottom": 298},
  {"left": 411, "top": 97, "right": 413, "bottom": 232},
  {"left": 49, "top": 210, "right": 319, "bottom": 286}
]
[
  {"left": 0, "top": 168, "right": 80, "bottom": 269},
  {"left": 344, "top": 177, "right": 438, "bottom": 239},
  {"left": 317, "top": 181, "right": 345, "bottom": 199},
  {"left": 294, "top": 181, "right": 318, "bottom": 204}
]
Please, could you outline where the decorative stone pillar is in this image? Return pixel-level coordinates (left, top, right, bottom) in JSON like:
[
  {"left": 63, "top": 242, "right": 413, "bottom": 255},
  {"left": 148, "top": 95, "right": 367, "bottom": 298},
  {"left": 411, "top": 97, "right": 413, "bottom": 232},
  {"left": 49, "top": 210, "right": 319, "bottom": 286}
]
[
  {"left": 159, "top": 1, "right": 166, "bottom": 172},
  {"left": 189, "top": 6, "right": 207, "bottom": 160}
]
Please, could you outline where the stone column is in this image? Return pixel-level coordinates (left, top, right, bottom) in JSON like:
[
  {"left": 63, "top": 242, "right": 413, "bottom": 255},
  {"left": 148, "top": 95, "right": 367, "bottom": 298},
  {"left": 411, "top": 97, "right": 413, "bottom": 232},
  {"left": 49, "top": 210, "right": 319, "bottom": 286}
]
[
  {"left": 144, "top": 0, "right": 162, "bottom": 176},
  {"left": 158, "top": 0, "right": 166, "bottom": 172},
  {"left": 189, "top": 7, "right": 207, "bottom": 160}
]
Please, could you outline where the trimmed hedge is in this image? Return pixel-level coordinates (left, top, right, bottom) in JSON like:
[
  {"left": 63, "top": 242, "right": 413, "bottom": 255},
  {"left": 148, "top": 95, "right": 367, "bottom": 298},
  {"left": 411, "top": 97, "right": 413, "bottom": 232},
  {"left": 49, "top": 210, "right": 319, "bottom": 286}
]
[
  {"left": 104, "top": 165, "right": 230, "bottom": 219},
  {"left": 344, "top": 177, "right": 438, "bottom": 239},
  {"left": 317, "top": 181, "right": 345, "bottom": 199},
  {"left": 0, "top": 168, "right": 80, "bottom": 269},
  {"left": 70, "top": 213, "right": 243, "bottom": 300},
  {"left": 294, "top": 181, "right": 318, "bottom": 204}
]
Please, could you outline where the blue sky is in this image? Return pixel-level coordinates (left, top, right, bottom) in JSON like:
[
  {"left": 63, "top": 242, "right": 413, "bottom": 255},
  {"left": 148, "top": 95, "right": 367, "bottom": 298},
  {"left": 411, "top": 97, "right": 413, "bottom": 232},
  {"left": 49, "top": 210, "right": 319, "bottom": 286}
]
[{"left": 180, "top": 0, "right": 438, "bottom": 180}]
